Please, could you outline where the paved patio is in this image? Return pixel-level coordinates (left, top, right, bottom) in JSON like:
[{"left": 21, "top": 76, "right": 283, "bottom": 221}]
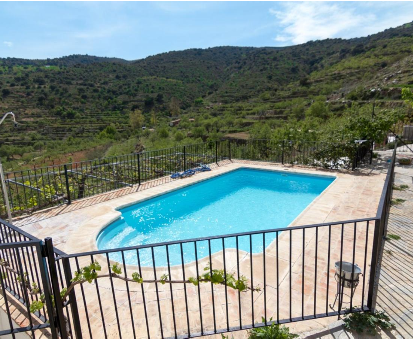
[
  {"left": 2, "top": 159, "right": 391, "bottom": 338},
  {"left": 291, "top": 150, "right": 413, "bottom": 339}
]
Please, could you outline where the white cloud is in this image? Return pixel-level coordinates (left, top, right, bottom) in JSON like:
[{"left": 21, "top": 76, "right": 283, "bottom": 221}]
[
  {"left": 3, "top": 41, "right": 13, "bottom": 47},
  {"left": 270, "top": 2, "right": 375, "bottom": 45}
]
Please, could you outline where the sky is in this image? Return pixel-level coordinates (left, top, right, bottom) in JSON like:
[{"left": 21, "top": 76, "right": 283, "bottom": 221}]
[{"left": 1, "top": 1, "right": 413, "bottom": 61}]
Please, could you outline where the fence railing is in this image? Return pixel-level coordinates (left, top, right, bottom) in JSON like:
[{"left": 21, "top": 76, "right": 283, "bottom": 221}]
[
  {"left": 57, "top": 218, "right": 376, "bottom": 339},
  {"left": 0, "top": 219, "right": 58, "bottom": 338},
  {"left": 0, "top": 144, "right": 395, "bottom": 339},
  {"left": 0, "top": 139, "right": 372, "bottom": 219}
]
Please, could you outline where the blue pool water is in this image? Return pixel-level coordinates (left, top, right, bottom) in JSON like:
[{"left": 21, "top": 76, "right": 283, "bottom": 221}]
[{"left": 97, "top": 168, "right": 334, "bottom": 267}]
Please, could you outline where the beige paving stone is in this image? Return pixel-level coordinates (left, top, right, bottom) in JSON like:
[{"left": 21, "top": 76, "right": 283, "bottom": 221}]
[{"left": 2, "top": 160, "right": 391, "bottom": 338}]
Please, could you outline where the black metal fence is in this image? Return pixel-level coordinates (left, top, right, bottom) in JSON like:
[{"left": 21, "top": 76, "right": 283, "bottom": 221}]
[
  {"left": 56, "top": 218, "right": 376, "bottom": 339},
  {"left": 0, "top": 139, "right": 372, "bottom": 219},
  {"left": 0, "top": 144, "right": 396, "bottom": 339},
  {"left": 0, "top": 220, "right": 58, "bottom": 338}
]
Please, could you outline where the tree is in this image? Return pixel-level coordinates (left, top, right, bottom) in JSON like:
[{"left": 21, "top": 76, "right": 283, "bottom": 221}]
[
  {"left": 170, "top": 97, "right": 180, "bottom": 117},
  {"left": 150, "top": 110, "right": 157, "bottom": 126},
  {"left": 306, "top": 101, "right": 330, "bottom": 120},
  {"left": 129, "top": 109, "right": 144, "bottom": 131},
  {"left": 98, "top": 124, "right": 118, "bottom": 140},
  {"left": 144, "top": 96, "right": 154, "bottom": 107},
  {"left": 192, "top": 126, "right": 206, "bottom": 139},
  {"left": 174, "top": 131, "right": 184, "bottom": 142},
  {"left": 158, "top": 127, "right": 169, "bottom": 139},
  {"left": 194, "top": 97, "right": 204, "bottom": 106},
  {"left": 203, "top": 121, "right": 212, "bottom": 133},
  {"left": 402, "top": 88, "right": 413, "bottom": 108},
  {"left": 299, "top": 77, "right": 309, "bottom": 87},
  {"left": 292, "top": 102, "right": 306, "bottom": 120},
  {"left": 2, "top": 88, "right": 10, "bottom": 97}
]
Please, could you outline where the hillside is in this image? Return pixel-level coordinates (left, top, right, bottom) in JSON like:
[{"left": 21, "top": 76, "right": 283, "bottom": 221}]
[{"left": 0, "top": 22, "right": 412, "bottom": 170}]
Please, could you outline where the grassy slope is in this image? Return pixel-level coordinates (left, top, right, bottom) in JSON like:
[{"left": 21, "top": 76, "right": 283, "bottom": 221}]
[{"left": 0, "top": 22, "right": 412, "bottom": 170}]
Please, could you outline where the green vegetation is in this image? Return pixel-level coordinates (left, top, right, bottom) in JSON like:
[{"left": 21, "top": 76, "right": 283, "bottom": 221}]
[
  {"left": 222, "top": 318, "right": 298, "bottom": 339},
  {"left": 387, "top": 234, "right": 401, "bottom": 240},
  {"left": 398, "top": 158, "right": 412, "bottom": 165},
  {"left": 391, "top": 198, "right": 406, "bottom": 205},
  {"left": 343, "top": 310, "right": 394, "bottom": 335},
  {"left": 393, "top": 184, "right": 409, "bottom": 190},
  {"left": 1, "top": 22, "right": 413, "bottom": 171},
  {"left": 3, "top": 260, "right": 259, "bottom": 314},
  {"left": 247, "top": 318, "right": 298, "bottom": 339}
]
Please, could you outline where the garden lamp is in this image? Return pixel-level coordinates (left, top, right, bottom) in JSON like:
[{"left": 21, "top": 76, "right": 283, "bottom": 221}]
[{"left": 0, "top": 112, "right": 18, "bottom": 222}]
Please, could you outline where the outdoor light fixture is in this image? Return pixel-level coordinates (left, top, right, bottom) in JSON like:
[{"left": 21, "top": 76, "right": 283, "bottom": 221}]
[
  {"left": 0, "top": 112, "right": 18, "bottom": 222},
  {"left": 330, "top": 261, "right": 362, "bottom": 311},
  {"left": 0, "top": 111, "right": 18, "bottom": 128}
]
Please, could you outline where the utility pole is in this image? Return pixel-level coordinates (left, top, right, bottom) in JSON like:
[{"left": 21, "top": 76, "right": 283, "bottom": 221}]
[{"left": 0, "top": 112, "right": 18, "bottom": 222}]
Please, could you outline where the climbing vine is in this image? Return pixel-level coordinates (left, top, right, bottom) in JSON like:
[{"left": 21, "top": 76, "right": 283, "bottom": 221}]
[{"left": 0, "top": 260, "right": 259, "bottom": 314}]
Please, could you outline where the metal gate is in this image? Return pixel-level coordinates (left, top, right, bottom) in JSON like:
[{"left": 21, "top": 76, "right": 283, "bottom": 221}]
[{"left": 0, "top": 221, "right": 67, "bottom": 338}]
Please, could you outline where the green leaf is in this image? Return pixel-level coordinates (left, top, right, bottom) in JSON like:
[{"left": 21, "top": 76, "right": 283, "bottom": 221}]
[
  {"left": 132, "top": 272, "right": 143, "bottom": 283},
  {"left": 111, "top": 263, "right": 122, "bottom": 275},
  {"left": 30, "top": 301, "right": 44, "bottom": 314},
  {"left": 160, "top": 274, "right": 168, "bottom": 284},
  {"left": 188, "top": 277, "right": 199, "bottom": 286}
]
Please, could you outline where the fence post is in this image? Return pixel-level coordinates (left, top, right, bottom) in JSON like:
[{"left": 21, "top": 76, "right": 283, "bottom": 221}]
[
  {"left": 215, "top": 141, "right": 218, "bottom": 164},
  {"left": 183, "top": 146, "right": 186, "bottom": 171},
  {"left": 63, "top": 165, "right": 71, "bottom": 205},
  {"left": 281, "top": 140, "right": 285, "bottom": 165},
  {"left": 137, "top": 153, "right": 141, "bottom": 185},
  {"left": 44, "top": 238, "right": 69, "bottom": 338},
  {"left": 228, "top": 140, "right": 231, "bottom": 161},
  {"left": 352, "top": 145, "right": 358, "bottom": 171},
  {"left": 367, "top": 218, "right": 384, "bottom": 312},
  {"left": 370, "top": 141, "right": 374, "bottom": 165},
  {"left": 62, "top": 257, "right": 83, "bottom": 338},
  {"left": 0, "top": 163, "right": 12, "bottom": 222}
]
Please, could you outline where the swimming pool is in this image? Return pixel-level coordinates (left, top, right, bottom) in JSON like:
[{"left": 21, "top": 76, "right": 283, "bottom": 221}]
[{"left": 97, "top": 168, "right": 335, "bottom": 266}]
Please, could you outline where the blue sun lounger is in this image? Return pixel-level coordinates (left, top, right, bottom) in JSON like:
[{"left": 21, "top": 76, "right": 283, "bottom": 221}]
[
  {"left": 194, "top": 165, "right": 211, "bottom": 172},
  {"left": 170, "top": 169, "right": 196, "bottom": 179}
]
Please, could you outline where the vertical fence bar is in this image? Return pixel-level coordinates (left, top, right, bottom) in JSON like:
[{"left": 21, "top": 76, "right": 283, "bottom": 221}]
[
  {"left": 180, "top": 243, "right": 191, "bottom": 337},
  {"left": 0, "top": 262, "right": 15, "bottom": 338},
  {"left": 326, "top": 224, "right": 331, "bottom": 314},
  {"left": 249, "top": 234, "right": 254, "bottom": 326},
  {"left": 215, "top": 141, "right": 218, "bottom": 164},
  {"left": 44, "top": 238, "right": 69, "bottom": 338},
  {"left": 64, "top": 165, "right": 71, "bottom": 205},
  {"left": 362, "top": 221, "right": 370, "bottom": 310},
  {"left": 282, "top": 140, "right": 285, "bottom": 165},
  {"left": 14, "top": 247, "right": 35, "bottom": 338},
  {"left": 62, "top": 257, "right": 82, "bottom": 338},
  {"left": 137, "top": 153, "right": 141, "bottom": 186},
  {"left": 367, "top": 218, "right": 383, "bottom": 312},
  {"left": 194, "top": 242, "right": 203, "bottom": 335},
  {"left": 183, "top": 146, "right": 186, "bottom": 172},
  {"left": 36, "top": 241, "right": 59, "bottom": 339},
  {"left": 222, "top": 238, "right": 229, "bottom": 332},
  {"left": 136, "top": 249, "right": 150, "bottom": 339}
]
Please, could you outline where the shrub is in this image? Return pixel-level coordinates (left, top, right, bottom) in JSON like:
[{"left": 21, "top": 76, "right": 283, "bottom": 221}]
[
  {"left": 174, "top": 131, "right": 184, "bottom": 142},
  {"left": 398, "top": 158, "right": 412, "bottom": 165},
  {"left": 386, "top": 142, "right": 395, "bottom": 149},
  {"left": 248, "top": 318, "right": 298, "bottom": 339},
  {"left": 343, "top": 310, "right": 394, "bottom": 334},
  {"left": 158, "top": 128, "right": 169, "bottom": 139}
]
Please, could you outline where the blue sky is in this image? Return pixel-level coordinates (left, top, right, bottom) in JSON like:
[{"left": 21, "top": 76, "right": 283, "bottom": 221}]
[{"left": 1, "top": 1, "right": 412, "bottom": 60}]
